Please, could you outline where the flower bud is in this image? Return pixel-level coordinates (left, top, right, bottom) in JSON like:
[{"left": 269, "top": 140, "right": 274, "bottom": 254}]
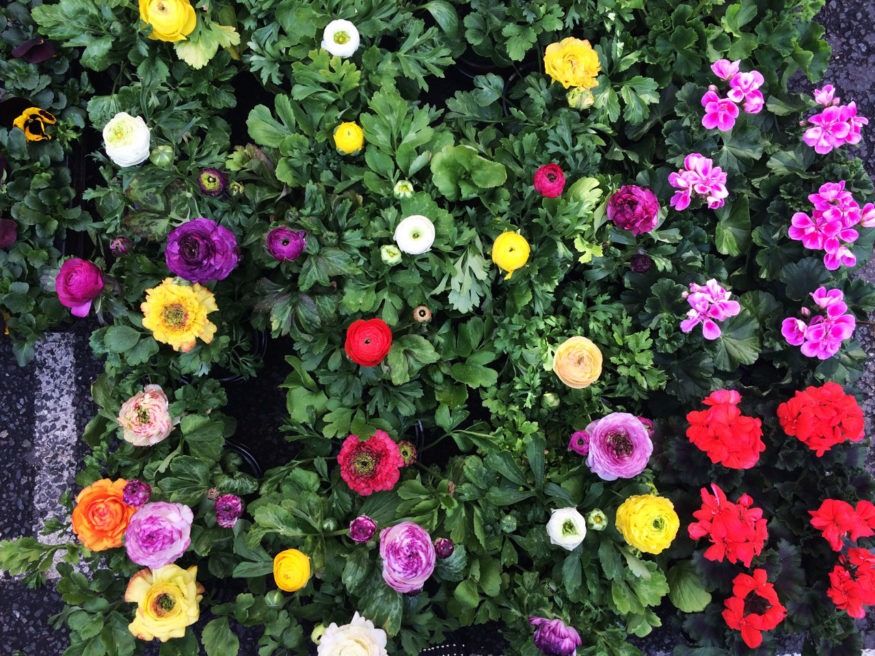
[
  {"left": 393, "top": 179, "right": 414, "bottom": 199},
  {"left": 380, "top": 244, "right": 402, "bottom": 266},
  {"left": 310, "top": 624, "right": 327, "bottom": 644},
  {"left": 322, "top": 517, "right": 338, "bottom": 532},
  {"left": 413, "top": 305, "right": 431, "bottom": 323},
  {"left": 349, "top": 515, "right": 377, "bottom": 543},
  {"left": 630, "top": 252, "right": 652, "bottom": 273},
  {"left": 149, "top": 145, "right": 174, "bottom": 168},
  {"left": 110, "top": 237, "right": 132, "bottom": 257},
  {"left": 567, "top": 87, "right": 595, "bottom": 110},
  {"left": 122, "top": 480, "right": 152, "bottom": 507},
  {"left": 541, "top": 392, "right": 560, "bottom": 409},
  {"left": 500, "top": 515, "right": 517, "bottom": 533},
  {"left": 229, "top": 181, "right": 245, "bottom": 196},
  {"left": 206, "top": 487, "right": 220, "bottom": 501},
  {"left": 264, "top": 589, "right": 285, "bottom": 608},
  {"left": 586, "top": 508, "right": 608, "bottom": 531},
  {"left": 398, "top": 440, "right": 417, "bottom": 466},
  {"left": 434, "top": 537, "right": 454, "bottom": 559},
  {"left": 215, "top": 493, "right": 244, "bottom": 529},
  {"left": 197, "top": 168, "right": 228, "bottom": 196},
  {"left": 568, "top": 430, "right": 590, "bottom": 456}
]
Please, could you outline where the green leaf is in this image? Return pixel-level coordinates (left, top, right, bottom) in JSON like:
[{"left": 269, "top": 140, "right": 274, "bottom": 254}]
[
  {"left": 182, "top": 415, "right": 225, "bottom": 462},
  {"left": 430, "top": 145, "right": 507, "bottom": 201},
  {"left": 160, "top": 457, "right": 211, "bottom": 505},
  {"left": 709, "top": 311, "right": 760, "bottom": 371},
  {"left": 202, "top": 618, "right": 240, "bottom": 656},
  {"left": 484, "top": 452, "right": 527, "bottom": 486},
  {"left": 713, "top": 196, "right": 751, "bottom": 256},
  {"left": 562, "top": 552, "right": 583, "bottom": 595},
  {"left": 449, "top": 362, "right": 498, "bottom": 388},
  {"left": 424, "top": 0, "right": 460, "bottom": 38},
  {"left": 360, "top": 580, "right": 404, "bottom": 636},
  {"left": 667, "top": 562, "right": 712, "bottom": 613},
  {"left": 453, "top": 579, "right": 480, "bottom": 608},
  {"left": 103, "top": 326, "right": 140, "bottom": 353},
  {"left": 247, "top": 105, "right": 292, "bottom": 146},
  {"left": 386, "top": 335, "right": 441, "bottom": 385},
  {"left": 525, "top": 435, "right": 545, "bottom": 488},
  {"left": 231, "top": 560, "right": 274, "bottom": 578}
]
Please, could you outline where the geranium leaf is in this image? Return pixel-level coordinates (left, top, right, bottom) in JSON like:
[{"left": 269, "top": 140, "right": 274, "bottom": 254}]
[{"left": 708, "top": 311, "right": 760, "bottom": 371}]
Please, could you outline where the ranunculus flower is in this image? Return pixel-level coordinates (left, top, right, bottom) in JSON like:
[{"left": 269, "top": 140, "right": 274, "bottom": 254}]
[
  {"left": 117, "top": 384, "right": 176, "bottom": 447},
  {"left": 103, "top": 112, "right": 151, "bottom": 167},
  {"left": 0, "top": 219, "right": 17, "bottom": 249},
  {"left": 380, "top": 245, "right": 402, "bottom": 265},
  {"left": 215, "top": 494, "right": 244, "bottom": 529},
  {"left": 434, "top": 538, "right": 454, "bottom": 559},
  {"left": 529, "top": 617, "right": 582, "bottom": 656},
  {"left": 349, "top": 515, "right": 378, "bottom": 543},
  {"left": 71, "top": 478, "right": 136, "bottom": 551},
  {"left": 265, "top": 227, "right": 307, "bottom": 262},
  {"left": 125, "top": 565, "right": 203, "bottom": 642},
  {"left": 552, "top": 336, "right": 602, "bottom": 389},
  {"left": 379, "top": 521, "right": 436, "bottom": 593},
  {"left": 543, "top": 37, "right": 601, "bottom": 89},
  {"left": 110, "top": 236, "right": 132, "bottom": 257},
  {"left": 545, "top": 507, "right": 587, "bottom": 551},
  {"left": 196, "top": 168, "right": 227, "bottom": 196},
  {"left": 533, "top": 163, "right": 566, "bottom": 198},
  {"left": 344, "top": 318, "right": 392, "bottom": 367},
  {"left": 141, "top": 278, "right": 218, "bottom": 353},
  {"left": 55, "top": 258, "right": 104, "bottom": 318},
  {"left": 394, "top": 214, "right": 435, "bottom": 254},
  {"left": 125, "top": 502, "right": 193, "bottom": 569},
  {"left": 333, "top": 121, "right": 364, "bottom": 154},
  {"left": 585, "top": 412, "right": 653, "bottom": 481},
  {"left": 123, "top": 480, "right": 152, "bottom": 507},
  {"left": 338, "top": 430, "right": 404, "bottom": 496},
  {"left": 321, "top": 19, "right": 360, "bottom": 58},
  {"left": 165, "top": 217, "right": 239, "bottom": 283},
  {"left": 607, "top": 185, "right": 661, "bottom": 235},
  {"left": 491, "top": 231, "right": 530, "bottom": 280},
  {"left": 615, "top": 494, "right": 679, "bottom": 555},
  {"left": 317, "top": 612, "right": 388, "bottom": 656},
  {"left": 139, "top": 0, "right": 196, "bottom": 42},
  {"left": 273, "top": 548, "right": 311, "bottom": 592}
]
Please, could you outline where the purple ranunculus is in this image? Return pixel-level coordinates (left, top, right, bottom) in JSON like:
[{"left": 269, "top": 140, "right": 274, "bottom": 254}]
[
  {"left": 349, "top": 515, "right": 377, "bottom": 543},
  {"left": 0, "top": 219, "right": 17, "bottom": 249},
  {"left": 434, "top": 537, "right": 454, "bottom": 559},
  {"left": 124, "top": 501, "right": 193, "bottom": 569},
  {"left": 379, "top": 521, "right": 436, "bottom": 593},
  {"left": 165, "top": 217, "right": 239, "bottom": 283},
  {"left": 568, "top": 431, "right": 590, "bottom": 456},
  {"left": 122, "top": 480, "right": 152, "bottom": 507},
  {"left": 585, "top": 412, "right": 653, "bottom": 481},
  {"left": 606, "top": 185, "right": 661, "bottom": 235},
  {"left": 215, "top": 494, "right": 244, "bottom": 529},
  {"left": 529, "top": 617, "right": 582, "bottom": 656},
  {"left": 55, "top": 258, "right": 105, "bottom": 317},
  {"left": 265, "top": 227, "right": 307, "bottom": 262}
]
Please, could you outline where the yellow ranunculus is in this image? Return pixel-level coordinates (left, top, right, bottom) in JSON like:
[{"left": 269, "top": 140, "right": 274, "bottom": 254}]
[
  {"left": 273, "top": 548, "right": 311, "bottom": 592},
  {"left": 125, "top": 565, "right": 203, "bottom": 642},
  {"left": 139, "top": 0, "right": 197, "bottom": 43},
  {"left": 553, "top": 336, "right": 602, "bottom": 389},
  {"left": 333, "top": 121, "right": 364, "bottom": 155},
  {"left": 615, "top": 494, "right": 679, "bottom": 555},
  {"left": 491, "top": 231, "right": 530, "bottom": 280},
  {"left": 544, "top": 37, "right": 601, "bottom": 90},
  {"left": 141, "top": 278, "right": 218, "bottom": 353}
]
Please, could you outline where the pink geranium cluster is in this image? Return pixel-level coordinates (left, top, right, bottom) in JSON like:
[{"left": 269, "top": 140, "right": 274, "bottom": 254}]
[
  {"left": 781, "top": 287, "right": 855, "bottom": 359},
  {"left": 788, "top": 180, "right": 875, "bottom": 270},
  {"left": 802, "top": 85, "right": 868, "bottom": 155},
  {"left": 701, "top": 59, "right": 764, "bottom": 131},
  {"left": 668, "top": 153, "right": 728, "bottom": 211},
  {"left": 680, "top": 279, "right": 741, "bottom": 340}
]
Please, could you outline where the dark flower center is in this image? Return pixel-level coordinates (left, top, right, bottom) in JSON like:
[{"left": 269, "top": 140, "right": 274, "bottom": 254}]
[
  {"left": 744, "top": 592, "right": 772, "bottom": 616},
  {"left": 352, "top": 450, "right": 377, "bottom": 477},
  {"left": 606, "top": 431, "right": 633, "bottom": 458}
]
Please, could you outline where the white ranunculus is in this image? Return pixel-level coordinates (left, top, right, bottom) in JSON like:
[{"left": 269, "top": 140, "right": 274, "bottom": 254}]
[
  {"left": 546, "top": 507, "right": 587, "bottom": 551},
  {"left": 321, "top": 19, "right": 360, "bottom": 58},
  {"left": 102, "top": 112, "right": 151, "bottom": 168},
  {"left": 393, "top": 214, "right": 435, "bottom": 255},
  {"left": 317, "top": 612, "right": 387, "bottom": 656}
]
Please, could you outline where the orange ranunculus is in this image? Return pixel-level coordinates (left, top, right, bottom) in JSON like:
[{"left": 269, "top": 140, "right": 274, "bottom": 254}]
[{"left": 71, "top": 478, "right": 136, "bottom": 551}]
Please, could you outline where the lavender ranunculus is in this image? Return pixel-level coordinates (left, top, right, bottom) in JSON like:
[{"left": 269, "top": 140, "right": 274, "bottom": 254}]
[
  {"left": 165, "top": 217, "right": 239, "bottom": 283},
  {"left": 529, "top": 617, "right": 582, "bottom": 656},
  {"left": 379, "top": 521, "right": 436, "bottom": 593},
  {"left": 585, "top": 412, "right": 653, "bottom": 481},
  {"left": 124, "top": 501, "right": 193, "bottom": 569},
  {"left": 349, "top": 515, "right": 377, "bottom": 543},
  {"left": 606, "top": 185, "right": 661, "bottom": 235},
  {"left": 265, "top": 227, "right": 307, "bottom": 262}
]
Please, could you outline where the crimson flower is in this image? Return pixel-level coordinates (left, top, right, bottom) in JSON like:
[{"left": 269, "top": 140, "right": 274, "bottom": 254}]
[
  {"left": 722, "top": 568, "right": 786, "bottom": 649},
  {"left": 338, "top": 430, "right": 404, "bottom": 496},
  {"left": 809, "top": 498, "right": 875, "bottom": 551},
  {"left": 828, "top": 547, "right": 875, "bottom": 618},
  {"left": 777, "top": 382, "right": 864, "bottom": 456},
  {"left": 344, "top": 318, "right": 393, "bottom": 367},
  {"left": 688, "top": 483, "right": 768, "bottom": 567},
  {"left": 685, "top": 390, "right": 764, "bottom": 469},
  {"left": 533, "top": 163, "right": 566, "bottom": 198}
]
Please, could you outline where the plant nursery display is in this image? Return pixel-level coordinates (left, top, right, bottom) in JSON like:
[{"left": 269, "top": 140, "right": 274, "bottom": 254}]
[{"left": 1, "top": 0, "right": 874, "bottom": 655}]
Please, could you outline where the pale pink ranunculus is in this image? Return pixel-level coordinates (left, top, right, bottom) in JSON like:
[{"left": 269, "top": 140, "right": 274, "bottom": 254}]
[
  {"left": 124, "top": 501, "right": 193, "bottom": 569},
  {"left": 117, "top": 385, "right": 176, "bottom": 447}
]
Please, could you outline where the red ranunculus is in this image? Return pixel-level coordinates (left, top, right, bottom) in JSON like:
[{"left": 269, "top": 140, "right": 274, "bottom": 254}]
[
  {"left": 533, "top": 163, "right": 566, "bottom": 198},
  {"left": 685, "top": 390, "right": 764, "bottom": 469},
  {"left": 828, "top": 548, "right": 875, "bottom": 618},
  {"left": 777, "top": 382, "right": 864, "bottom": 456},
  {"left": 809, "top": 498, "right": 874, "bottom": 551},
  {"left": 688, "top": 483, "right": 768, "bottom": 568},
  {"left": 338, "top": 429, "right": 404, "bottom": 496},
  {"left": 722, "top": 568, "right": 786, "bottom": 649},
  {"left": 344, "top": 318, "right": 392, "bottom": 367},
  {"left": 55, "top": 258, "right": 105, "bottom": 318}
]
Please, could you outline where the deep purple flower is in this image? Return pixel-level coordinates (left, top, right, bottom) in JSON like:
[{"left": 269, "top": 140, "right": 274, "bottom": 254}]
[
  {"left": 11, "top": 38, "right": 57, "bottom": 64},
  {"left": 585, "top": 412, "right": 653, "bottom": 481},
  {"left": 349, "top": 515, "right": 377, "bottom": 543},
  {"left": 379, "top": 521, "right": 436, "bottom": 593},
  {"left": 215, "top": 494, "right": 244, "bottom": 529},
  {"left": 124, "top": 501, "right": 193, "bottom": 569},
  {"left": 0, "top": 219, "right": 17, "bottom": 249},
  {"left": 568, "top": 431, "right": 590, "bottom": 456},
  {"left": 607, "top": 185, "right": 660, "bottom": 235},
  {"left": 197, "top": 168, "right": 227, "bottom": 196},
  {"left": 165, "top": 217, "right": 239, "bottom": 283},
  {"left": 529, "top": 617, "right": 581, "bottom": 656},
  {"left": 265, "top": 227, "right": 307, "bottom": 262},
  {"left": 122, "top": 480, "right": 152, "bottom": 507},
  {"left": 110, "top": 237, "right": 131, "bottom": 257},
  {"left": 434, "top": 537, "right": 454, "bottom": 559},
  {"left": 630, "top": 252, "right": 652, "bottom": 273}
]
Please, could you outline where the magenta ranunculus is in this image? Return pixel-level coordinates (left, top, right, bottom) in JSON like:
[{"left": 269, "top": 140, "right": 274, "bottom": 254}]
[
  {"left": 124, "top": 501, "right": 193, "bottom": 569},
  {"left": 529, "top": 617, "right": 582, "bottom": 656},
  {"left": 349, "top": 515, "right": 377, "bottom": 543},
  {"left": 585, "top": 412, "right": 653, "bottom": 481},
  {"left": 55, "top": 258, "right": 105, "bottom": 318},
  {"left": 379, "top": 521, "right": 436, "bottom": 593},
  {"left": 165, "top": 217, "right": 239, "bottom": 283},
  {"left": 0, "top": 219, "right": 17, "bottom": 249},
  {"left": 265, "top": 227, "right": 307, "bottom": 262},
  {"left": 606, "top": 185, "right": 661, "bottom": 235},
  {"left": 215, "top": 494, "right": 244, "bottom": 529},
  {"left": 533, "top": 163, "right": 566, "bottom": 198}
]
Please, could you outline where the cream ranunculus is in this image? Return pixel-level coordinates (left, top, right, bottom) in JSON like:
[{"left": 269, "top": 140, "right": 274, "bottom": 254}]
[
  {"left": 125, "top": 565, "right": 203, "bottom": 642},
  {"left": 393, "top": 215, "right": 435, "bottom": 255},
  {"left": 103, "top": 112, "right": 151, "bottom": 168},
  {"left": 546, "top": 507, "right": 587, "bottom": 551},
  {"left": 317, "top": 612, "right": 388, "bottom": 656},
  {"left": 139, "top": 0, "right": 197, "bottom": 43},
  {"left": 321, "top": 19, "right": 360, "bottom": 58},
  {"left": 117, "top": 384, "right": 176, "bottom": 447}
]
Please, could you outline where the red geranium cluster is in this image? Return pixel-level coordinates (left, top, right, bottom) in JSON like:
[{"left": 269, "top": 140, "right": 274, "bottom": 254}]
[
  {"left": 776, "top": 382, "right": 864, "bottom": 456},
  {"left": 809, "top": 498, "right": 875, "bottom": 550},
  {"left": 722, "top": 568, "right": 787, "bottom": 649},
  {"left": 688, "top": 484, "right": 768, "bottom": 568},
  {"left": 685, "top": 390, "right": 765, "bottom": 469},
  {"left": 337, "top": 429, "right": 404, "bottom": 496},
  {"left": 828, "top": 547, "right": 875, "bottom": 618}
]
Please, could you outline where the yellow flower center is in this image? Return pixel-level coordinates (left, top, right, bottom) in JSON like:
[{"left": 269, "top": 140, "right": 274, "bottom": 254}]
[
  {"left": 161, "top": 303, "right": 188, "bottom": 329},
  {"left": 333, "top": 30, "right": 350, "bottom": 45}
]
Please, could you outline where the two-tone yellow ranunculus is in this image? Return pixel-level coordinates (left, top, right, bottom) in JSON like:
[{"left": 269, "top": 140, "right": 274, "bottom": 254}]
[
  {"left": 125, "top": 565, "right": 203, "bottom": 642},
  {"left": 615, "top": 494, "right": 679, "bottom": 555}
]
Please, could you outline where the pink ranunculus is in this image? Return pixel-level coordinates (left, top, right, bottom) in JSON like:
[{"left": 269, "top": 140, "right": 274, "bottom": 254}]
[
  {"left": 533, "top": 163, "right": 566, "bottom": 198},
  {"left": 379, "top": 521, "right": 436, "bottom": 593},
  {"left": 124, "top": 502, "right": 193, "bottom": 569},
  {"left": 55, "top": 258, "right": 104, "bottom": 317},
  {"left": 585, "top": 412, "right": 653, "bottom": 481},
  {"left": 701, "top": 90, "right": 739, "bottom": 131},
  {"left": 606, "top": 185, "right": 660, "bottom": 235},
  {"left": 117, "top": 384, "right": 175, "bottom": 447}
]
